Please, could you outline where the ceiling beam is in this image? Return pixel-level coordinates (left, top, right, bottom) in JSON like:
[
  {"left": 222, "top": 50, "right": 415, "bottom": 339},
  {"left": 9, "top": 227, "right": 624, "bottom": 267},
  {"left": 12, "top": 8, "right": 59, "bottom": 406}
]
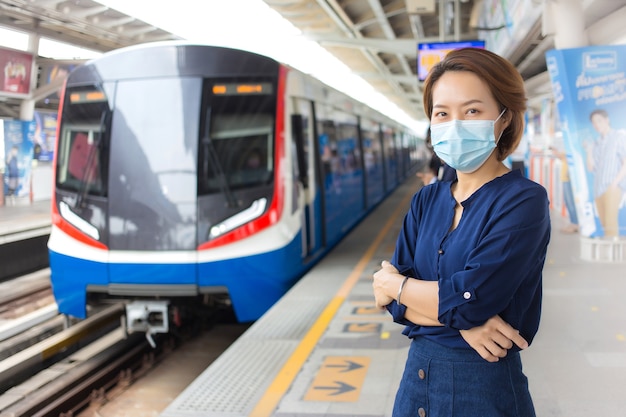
[{"left": 308, "top": 34, "right": 479, "bottom": 56}]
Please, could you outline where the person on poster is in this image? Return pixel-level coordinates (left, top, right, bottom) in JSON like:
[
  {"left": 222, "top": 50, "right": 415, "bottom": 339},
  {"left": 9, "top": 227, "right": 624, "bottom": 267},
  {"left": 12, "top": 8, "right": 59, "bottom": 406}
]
[
  {"left": 372, "top": 48, "right": 550, "bottom": 416},
  {"left": 6, "top": 145, "right": 19, "bottom": 200},
  {"left": 585, "top": 109, "right": 626, "bottom": 238}
]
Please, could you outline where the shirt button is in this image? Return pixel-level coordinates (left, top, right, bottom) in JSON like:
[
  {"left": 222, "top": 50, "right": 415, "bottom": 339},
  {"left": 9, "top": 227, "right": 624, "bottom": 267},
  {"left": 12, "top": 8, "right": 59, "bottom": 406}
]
[
  {"left": 463, "top": 291, "right": 471, "bottom": 300},
  {"left": 418, "top": 369, "right": 425, "bottom": 379},
  {"left": 418, "top": 407, "right": 426, "bottom": 417},
  {"left": 438, "top": 249, "right": 444, "bottom": 254}
]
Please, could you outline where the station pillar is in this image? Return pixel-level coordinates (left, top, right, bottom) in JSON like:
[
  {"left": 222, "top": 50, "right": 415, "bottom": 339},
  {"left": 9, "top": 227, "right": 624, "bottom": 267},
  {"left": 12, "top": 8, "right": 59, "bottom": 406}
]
[
  {"left": 545, "top": 0, "right": 588, "bottom": 49},
  {"left": 19, "top": 34, "right": 39, "bottom": 121}
]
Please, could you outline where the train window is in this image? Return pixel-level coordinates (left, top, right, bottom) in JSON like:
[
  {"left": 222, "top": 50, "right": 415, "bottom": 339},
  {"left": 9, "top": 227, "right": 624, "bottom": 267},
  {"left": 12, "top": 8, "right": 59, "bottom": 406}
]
[
  {"left": 198, "top": 79, "right": 277, "bottom": 195},
  {"left": 381, "top": 125, "right": 398, "bottom": 185},
  {"left": 204, "top": 117, "right": 273, "bottom": 190},
  {"left": 361, "top": 118, "right": 382, "bottom": 174},
  {"left": 56, "top": 85, "right": 111, "bottom": 196},
  {"left": 109, "top": 77, "right": 200, "bottom": 206},
  {"left": 68, "top": 131, "right": 99, "bottom": 183},
  {"left": 57, "top": 127, "right": 106, "bottom": 195},
  {"left": 316, "top": 106, "right": 360, "bottom": 188}
]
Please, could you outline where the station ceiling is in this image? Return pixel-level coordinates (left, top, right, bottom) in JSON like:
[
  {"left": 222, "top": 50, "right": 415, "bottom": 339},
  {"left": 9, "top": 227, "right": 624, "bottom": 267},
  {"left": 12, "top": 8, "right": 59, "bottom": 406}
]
[{"left": 0, "top": 0, "right": 623, "bottom": 123}]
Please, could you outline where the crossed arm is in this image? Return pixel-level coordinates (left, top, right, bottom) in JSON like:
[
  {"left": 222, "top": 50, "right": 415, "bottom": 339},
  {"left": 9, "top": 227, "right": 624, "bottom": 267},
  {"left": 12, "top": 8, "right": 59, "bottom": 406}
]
[{"left": 372, "top": 260, "right": 528, "bottom": 362}]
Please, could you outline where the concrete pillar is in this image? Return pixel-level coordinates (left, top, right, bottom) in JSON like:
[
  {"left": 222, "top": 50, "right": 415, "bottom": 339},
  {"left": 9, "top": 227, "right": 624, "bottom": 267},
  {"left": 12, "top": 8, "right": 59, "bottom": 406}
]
[
  {"left": 19, "top": 33, "right": 39, "bottom": 121},
  {"left": 546, "top": 0, "right": 588, "bottom": 49}
]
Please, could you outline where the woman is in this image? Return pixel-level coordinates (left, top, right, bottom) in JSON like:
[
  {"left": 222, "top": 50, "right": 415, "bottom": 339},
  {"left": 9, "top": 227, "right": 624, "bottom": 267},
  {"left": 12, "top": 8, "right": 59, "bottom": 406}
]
[{"left": 372, "top": 48, "right": 551, "bottom": 416}]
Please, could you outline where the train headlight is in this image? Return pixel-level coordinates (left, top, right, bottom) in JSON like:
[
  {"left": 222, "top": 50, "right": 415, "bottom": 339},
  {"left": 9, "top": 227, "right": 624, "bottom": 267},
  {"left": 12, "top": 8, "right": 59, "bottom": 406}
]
[
  {"left": 209, "top": 197, "right": 267, "bottom": 239},
  {"left": 59, "top": 201, "right": 100, "bottom": 240}
]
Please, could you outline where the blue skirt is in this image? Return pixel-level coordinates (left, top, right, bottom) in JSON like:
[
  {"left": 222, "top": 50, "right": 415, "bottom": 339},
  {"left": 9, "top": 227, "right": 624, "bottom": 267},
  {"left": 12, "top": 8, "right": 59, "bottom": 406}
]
[{"left": 393, "top": 337, "right": 536, "bottom": 417}]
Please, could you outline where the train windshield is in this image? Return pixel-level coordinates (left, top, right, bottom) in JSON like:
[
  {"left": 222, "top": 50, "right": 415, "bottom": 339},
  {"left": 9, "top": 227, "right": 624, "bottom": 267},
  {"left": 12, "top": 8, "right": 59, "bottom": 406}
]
[
  {"left": 199, "top": 80, "right": 276, "bottom": 196},
  {"left": 56, "top": 86, "right": 110, "bottom": 198}
]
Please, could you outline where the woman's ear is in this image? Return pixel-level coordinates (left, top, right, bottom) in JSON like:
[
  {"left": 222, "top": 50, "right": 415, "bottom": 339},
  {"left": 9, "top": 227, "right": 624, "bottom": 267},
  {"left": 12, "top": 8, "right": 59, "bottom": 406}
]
[{"left": 500, "top": 113, "right": 511, "bottom": 130}]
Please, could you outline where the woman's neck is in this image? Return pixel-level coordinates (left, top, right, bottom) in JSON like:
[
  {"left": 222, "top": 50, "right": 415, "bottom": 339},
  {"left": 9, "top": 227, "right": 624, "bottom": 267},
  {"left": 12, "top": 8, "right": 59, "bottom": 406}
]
[{"left": 453, "top": 161, "right": 510, "bottom": 203}]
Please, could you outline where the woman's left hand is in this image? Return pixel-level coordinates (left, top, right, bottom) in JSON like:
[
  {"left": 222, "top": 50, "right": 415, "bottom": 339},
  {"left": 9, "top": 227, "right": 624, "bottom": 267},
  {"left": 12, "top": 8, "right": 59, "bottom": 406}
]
[
  {"left": 459, "top": 315, "right": 528, "bottom": 362},
  {"left": 373, "top": 260, "right": 400, "bottom": 309}
]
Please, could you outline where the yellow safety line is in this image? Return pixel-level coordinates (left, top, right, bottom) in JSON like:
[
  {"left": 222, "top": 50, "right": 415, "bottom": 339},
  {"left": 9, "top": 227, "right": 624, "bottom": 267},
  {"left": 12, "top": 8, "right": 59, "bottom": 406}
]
[{"left": 249, "top": 186, "right": 414, "bottom": 417}]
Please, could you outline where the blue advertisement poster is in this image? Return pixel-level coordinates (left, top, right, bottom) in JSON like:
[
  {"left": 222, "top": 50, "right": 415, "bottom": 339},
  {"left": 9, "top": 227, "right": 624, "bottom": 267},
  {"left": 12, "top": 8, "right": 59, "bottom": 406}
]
[
  {"left": 546, "top": 45, "right": 626, "bottom": 238},
  {"left": 34, "top": 111, "right": 57, "bottom": 162},
  {"left": 3, "top": 119, "right": 35, "bottom": 201}
]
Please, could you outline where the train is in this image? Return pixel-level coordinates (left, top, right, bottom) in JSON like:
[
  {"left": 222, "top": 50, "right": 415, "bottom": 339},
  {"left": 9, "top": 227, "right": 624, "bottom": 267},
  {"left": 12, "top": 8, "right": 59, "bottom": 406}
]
[{"left": 47, "top": 42, "right": 424, "bottom": 340}]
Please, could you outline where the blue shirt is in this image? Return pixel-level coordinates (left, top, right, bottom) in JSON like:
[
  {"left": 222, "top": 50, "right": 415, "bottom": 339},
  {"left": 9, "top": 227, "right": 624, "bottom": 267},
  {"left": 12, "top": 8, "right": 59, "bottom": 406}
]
[{"left": 387, "top": 170, "right": 551, "bottom": 349}]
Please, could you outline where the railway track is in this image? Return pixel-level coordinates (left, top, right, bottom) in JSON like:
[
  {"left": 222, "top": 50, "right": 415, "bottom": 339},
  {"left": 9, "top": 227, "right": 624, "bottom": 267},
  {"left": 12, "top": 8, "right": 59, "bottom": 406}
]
[
  {"left": 0, "top": 259, "right": 248, "bottom": 417},
  {"left": 0, "top": 270, "right": 61, "bottom": 349},
  {"left": 0, "top": 302, "right": 155, "bottom": 416},
  {"left": 3, "top": 325, "right": 248, "bottom": 417},
  {"left": 0, "top": 270, "right": 132, "bottom": 415},
  {"left": 0, "top": 289, "right": 248, "bottom": 417}
]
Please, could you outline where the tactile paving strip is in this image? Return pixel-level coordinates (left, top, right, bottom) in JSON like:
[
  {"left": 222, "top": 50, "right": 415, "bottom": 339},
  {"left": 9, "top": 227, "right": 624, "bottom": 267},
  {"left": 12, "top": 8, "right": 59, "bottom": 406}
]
[{"left": 163, "top": 339, "right": 298, "bottom": 416}]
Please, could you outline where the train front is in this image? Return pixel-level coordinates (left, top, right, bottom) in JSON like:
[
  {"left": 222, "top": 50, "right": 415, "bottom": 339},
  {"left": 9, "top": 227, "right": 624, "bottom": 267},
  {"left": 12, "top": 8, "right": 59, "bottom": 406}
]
[{"left": 48, "top": 44, "right": 289, "bottom": 335}]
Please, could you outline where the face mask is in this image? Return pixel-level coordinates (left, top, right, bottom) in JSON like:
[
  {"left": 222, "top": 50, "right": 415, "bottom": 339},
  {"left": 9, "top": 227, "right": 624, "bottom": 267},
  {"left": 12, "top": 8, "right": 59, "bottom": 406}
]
[{"left": 431, "top": 109, "right": 507, "bottom": 173}]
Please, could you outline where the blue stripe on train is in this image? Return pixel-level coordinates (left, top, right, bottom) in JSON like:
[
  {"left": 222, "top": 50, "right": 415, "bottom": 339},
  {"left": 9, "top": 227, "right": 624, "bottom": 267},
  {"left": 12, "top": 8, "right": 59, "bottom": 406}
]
[{"left": 48, "top": 232, "right": 307, "bottom": 322}]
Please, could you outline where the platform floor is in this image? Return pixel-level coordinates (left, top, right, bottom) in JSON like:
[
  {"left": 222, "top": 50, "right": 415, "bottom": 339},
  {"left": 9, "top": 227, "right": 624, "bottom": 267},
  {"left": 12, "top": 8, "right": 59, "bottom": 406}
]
[
  {"left": 0, "top": 199, "right": 51, "bottom": 244},
  {"left": 158, "top": 175, "right": 626, "bottom": 417},
  {"left": 4, "top": 178, "right": 625, "bottom": 417}
]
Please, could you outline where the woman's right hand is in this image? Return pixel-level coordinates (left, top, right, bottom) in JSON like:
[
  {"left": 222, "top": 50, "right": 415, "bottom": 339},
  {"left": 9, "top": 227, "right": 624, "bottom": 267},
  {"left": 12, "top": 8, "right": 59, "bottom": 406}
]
[
  {"left": 372, "top": 260, "right": 400, "bottom": 309},
  {"left": 459, "top": 315, "right": 528, "bottom": 362}
]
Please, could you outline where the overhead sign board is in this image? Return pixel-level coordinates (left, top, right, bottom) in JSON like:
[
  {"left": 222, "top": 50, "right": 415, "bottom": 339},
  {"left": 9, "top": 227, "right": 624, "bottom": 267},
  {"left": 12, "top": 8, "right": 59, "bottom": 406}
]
[{"left": 405, "top": 0, "right": 436, "bottom": 14}]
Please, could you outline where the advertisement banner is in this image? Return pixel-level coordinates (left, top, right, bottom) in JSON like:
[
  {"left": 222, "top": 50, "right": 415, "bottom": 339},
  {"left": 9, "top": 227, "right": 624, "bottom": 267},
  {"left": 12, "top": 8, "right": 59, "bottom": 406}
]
[
  {"left": 39, "top": 61, "right": 79, "bottom": 99},
  {"left": 546, "top": 45, "right": 626, "bottom": 238},
  {"left": 0, "top": 46, "right": 33, "bottom": 97},
  {"left": 3, "top": 120, "right": 35, "bottom": 201},
  {"left": 34, "top": 111, "right": 58, "bottom": 162},
  {"left": 0, "top": 119, "right": 4, "bottom": 174}
]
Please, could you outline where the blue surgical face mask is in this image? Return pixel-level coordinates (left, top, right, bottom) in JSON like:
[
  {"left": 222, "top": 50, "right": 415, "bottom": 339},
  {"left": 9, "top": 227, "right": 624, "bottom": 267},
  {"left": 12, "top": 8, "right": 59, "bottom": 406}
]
[{"left": 431, "top": 109, "right": 507, "bottom": 173}]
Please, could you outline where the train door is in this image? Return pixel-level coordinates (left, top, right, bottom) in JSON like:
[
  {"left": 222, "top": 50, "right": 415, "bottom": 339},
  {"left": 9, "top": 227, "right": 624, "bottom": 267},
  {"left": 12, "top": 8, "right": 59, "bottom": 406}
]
[{"left": 291, "top": 98, "right": 323, "bottom": 259}]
